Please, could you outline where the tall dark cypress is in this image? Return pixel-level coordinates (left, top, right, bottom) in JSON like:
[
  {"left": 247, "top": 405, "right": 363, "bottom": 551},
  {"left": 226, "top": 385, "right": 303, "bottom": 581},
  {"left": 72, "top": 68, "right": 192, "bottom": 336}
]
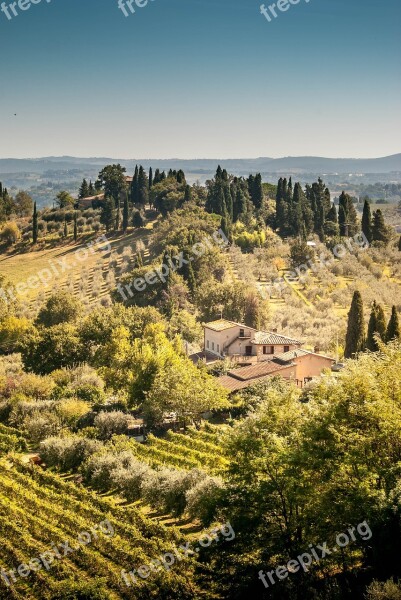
[
  {"left": 115, "top": 196, "right": 121, "bottom": 231},
  {"left": 386, "top": 306, "right": 400, "bottom": 342},
  {"left": 138, "top": 166, "right": 149, "bottom": 208},
  {"left": 32, "top": 202, "right": 38, "bottom": 244},
  {"left": 361, "top": 199, "right": 373, "bottom": 243},
  {"left": 366, "top": 301, "right": 378, "bottom": 351},
  {"left": 372, "top": 209, "right": 388, "bottom": 242},
  {"left": 366, "top": 301, "right": 386, "bottom": 351},
  {"left": 123, "top": 192, "right": 129, "bottom": 233},
  {"left": 149, "top": 167, "right": 153, "bottom": 189},
  {"left": 131, "top": 165, "right": 139, "bottom": 204},
  {"left": 184, "top": 185, "right": 192, "bottom": 203},
  {"left": 253, "top": 173, "right": 263, "bottom": 209},
  {"left": 74, "top": 212, "right": 78, "bottom": 242},
  {"left": 344, "top": 291, "right": 365, "bottom": 358}
]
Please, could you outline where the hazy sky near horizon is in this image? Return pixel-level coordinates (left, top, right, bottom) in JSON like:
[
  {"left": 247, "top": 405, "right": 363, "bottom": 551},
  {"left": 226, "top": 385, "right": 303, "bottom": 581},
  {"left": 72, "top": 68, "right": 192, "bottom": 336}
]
[{"left": 0, "top": 0, "right": 400, "bottom": 159}]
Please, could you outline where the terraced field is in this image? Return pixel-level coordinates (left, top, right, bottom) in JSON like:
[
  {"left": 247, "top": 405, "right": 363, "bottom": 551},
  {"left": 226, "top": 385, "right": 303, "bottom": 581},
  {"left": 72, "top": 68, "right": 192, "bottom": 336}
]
[
  {"left": 0, "top": 459, "right": 197, "bottom": 600},
  {"left": 130, "top": 427, "right": 229, "bottom": 475}
]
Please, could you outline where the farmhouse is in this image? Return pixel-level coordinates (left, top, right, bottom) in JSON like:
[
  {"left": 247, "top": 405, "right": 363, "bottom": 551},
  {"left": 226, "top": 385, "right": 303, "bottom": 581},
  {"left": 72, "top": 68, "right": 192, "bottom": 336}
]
[
  {"left": 203, "top": 319, "right": 335, "bottom": 390},
  {"left": 204, "top": 319, "right": 302, "bottom": 361}
]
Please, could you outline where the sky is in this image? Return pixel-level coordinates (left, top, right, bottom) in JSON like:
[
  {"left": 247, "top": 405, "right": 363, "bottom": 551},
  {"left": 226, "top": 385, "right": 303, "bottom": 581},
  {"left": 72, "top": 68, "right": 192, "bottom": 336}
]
[{"left": 0, "top": 0, "right": 400, "bottom": 159}]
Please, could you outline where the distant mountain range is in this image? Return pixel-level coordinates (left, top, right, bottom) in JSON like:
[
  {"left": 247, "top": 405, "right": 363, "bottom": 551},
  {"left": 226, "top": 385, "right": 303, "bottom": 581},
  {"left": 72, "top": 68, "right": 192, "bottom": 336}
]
[{"left": 0, "top": 154, "right": 400, "bottom": 176}]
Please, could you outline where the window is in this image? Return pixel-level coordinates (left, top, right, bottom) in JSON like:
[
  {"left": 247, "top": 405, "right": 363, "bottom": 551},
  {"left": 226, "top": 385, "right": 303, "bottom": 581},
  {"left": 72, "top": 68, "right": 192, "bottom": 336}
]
[
  {"left": 207, "top": 340, "right": 209, "bottom": 349},
  {"left": 284, "top": 346, "right": 290, "bottom": 353},
  {"left": 239, "top": 329, "right": 245, "bottom": 337},
  {"left": 212, "top": 342, "right": 215, "bottom": 351},
  {"left": 271, "top": 346, "right": 275, "bottom": 354},
  {"left": 217, "top": 344, "right": 220, "bottom": 353},
  {"left": 245, "top": 346, "right": 252, "bottom": 356},
  {"left": 263, "top": 346, "right": 267, "bottom": 354}
]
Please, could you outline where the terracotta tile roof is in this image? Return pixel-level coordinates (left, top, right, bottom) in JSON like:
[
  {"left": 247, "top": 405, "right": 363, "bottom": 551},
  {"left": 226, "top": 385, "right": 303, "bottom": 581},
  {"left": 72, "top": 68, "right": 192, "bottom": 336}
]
[
  {"left": 251, "top": 331, "right": 302, "bottom": 346},
  {"left": 227, "top": 361, "right": 295, "bottom": 382},
  {"left": 204, "top": 319, "right": 242, "bottom": 332},
  {"left": 79, "top": 194, "right": 104, "bottom": 202},
  {"left": 274, "top": 349, "right": 335, "bottom": 362},
  {"left": 218, "top": 364, "right": 295, "bottom": 392}
]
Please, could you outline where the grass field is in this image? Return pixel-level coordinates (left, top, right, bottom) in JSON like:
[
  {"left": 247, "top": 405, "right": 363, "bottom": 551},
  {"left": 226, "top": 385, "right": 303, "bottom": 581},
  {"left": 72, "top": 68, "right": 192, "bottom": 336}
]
[{"left": 0, "top": 221, "right": 155, "bottom": 309}]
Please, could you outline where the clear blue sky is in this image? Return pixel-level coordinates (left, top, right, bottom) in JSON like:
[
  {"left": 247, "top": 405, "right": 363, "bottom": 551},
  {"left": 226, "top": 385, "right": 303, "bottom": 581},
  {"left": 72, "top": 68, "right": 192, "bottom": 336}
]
[{"left": 0, "top": 0, "right": 400, "bottom": 158}]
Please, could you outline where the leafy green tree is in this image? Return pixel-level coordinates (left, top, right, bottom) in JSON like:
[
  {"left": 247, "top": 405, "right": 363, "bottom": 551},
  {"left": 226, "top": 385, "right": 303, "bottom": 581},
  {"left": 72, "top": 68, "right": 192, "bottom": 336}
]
[
  {"left": 290, "top": 239, "right": 313, "bottom": 268},
  {"left": 100, "top": 197, "right": 115, "bottom": 232},
  {"left": 344, "top": 290, "right": 365, "bottom": 358},
  {"left": 386, "top": 306, "right": 400, "bottom": 342},
  {"left": 21, "top": 323, "right": 86, "bottom": 374},
  {"left": 36, "top": 291, "right": 82, "bottom": 327},
  {"left": 97, "top": 164, "right": 127, "bottom": 203},
  {"left": 55, "top": 191, "right": 75, "bottom": 209},
  {"left": 144, "top": 352, "right": 228, "bottom": 428},
  {"left": 14, "top": 190, "right": 33, "bottom": 217},
  {"left": 0, "top": 222, "right": 21, "bottom": 246}
]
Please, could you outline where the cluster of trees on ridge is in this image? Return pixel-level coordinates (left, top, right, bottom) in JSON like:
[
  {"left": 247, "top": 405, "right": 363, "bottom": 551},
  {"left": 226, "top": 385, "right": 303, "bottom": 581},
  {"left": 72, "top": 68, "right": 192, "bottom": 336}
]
[{"left": 345, "top": 291, "right": 400, "bottom": 358}]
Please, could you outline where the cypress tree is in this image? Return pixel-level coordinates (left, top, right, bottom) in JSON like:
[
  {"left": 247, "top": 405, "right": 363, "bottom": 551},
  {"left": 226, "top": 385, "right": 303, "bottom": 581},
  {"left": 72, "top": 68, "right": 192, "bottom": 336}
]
[
  {"left": 131, "top": 165, "right": 139, "bottom": 204},
  {"left": 184, "top": 185, "right": 192, "bottom": 203},
  {"left": 339, "top": 191, "right": 359, "bottom": 236},
  {"left": 63, "top": 219, "right": 68, "bottom": 238},
  {"left": 88, "top": 180, "right": 95, "bottom": 196},
  {"left": 366, "top": 301, "right": 386, "bottom": 351},
  {"left": 138, "top": 166, "right": 148, "bottom": 208},
  {"left": 361, "top": 199, "right": 373, "bottom": 243},
  {"left": 115, "top": 197, "right": 121, "bottom": 231},
  {"left": 123, "top": 192, "right": 129, "bottom": 233},
  {"left": 149, "top": 167, "right": 153, "bottom": 189},
  {"left": 366, "top": 301, "right": 378, "bottom": 351},
  {"left": 74, "top": 212, "right": 78, "bottom": 242},
  {"left": 253, "top": 173, "right": 263, "bottom": 209},
  {"left": 386, "top": 306, "right": 400, "bottom": 342},
  {"left": 132, "top": 210, "right": 144, "bottom": 228},
  {"left": 372, "top": 209, "right": 388, "bottom": 243},
  {"left": 398, "top": 236, "right": 401, "bottom": 251},
  {"left": 344, "top": 291, "right": 365, "bottom": 358},
  {"left": 153, "top": 168, "right": 160, "bottom": 185},
  {"left": 32, "top": 202, "right": 38, "bottom": 244},
  {"left": 79, "top": 179, "right": 89, "bottom": 199},
  {"left": 375, "top": 303, "right": 387, "bottom": 341}
]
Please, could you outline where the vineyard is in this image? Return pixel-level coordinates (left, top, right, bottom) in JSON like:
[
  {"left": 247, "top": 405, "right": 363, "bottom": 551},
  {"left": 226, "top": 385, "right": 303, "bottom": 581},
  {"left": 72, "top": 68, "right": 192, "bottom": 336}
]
[
  {"left": 129, "top": 427, "right": 229, "bottom": 475},
  {"left": 0, "top": 459, "right": 199, "bottom": 600},
  {"left": 0, "top": 424, "right": 27, "bottom": 455}
]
